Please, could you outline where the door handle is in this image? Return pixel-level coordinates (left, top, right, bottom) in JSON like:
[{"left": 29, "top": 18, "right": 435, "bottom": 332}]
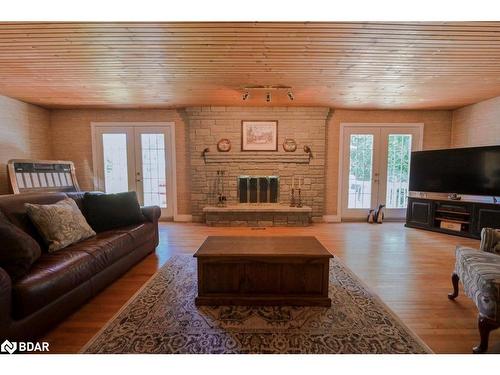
[{"left": 136, "top": 179, "right": 143, "bottom": 182}]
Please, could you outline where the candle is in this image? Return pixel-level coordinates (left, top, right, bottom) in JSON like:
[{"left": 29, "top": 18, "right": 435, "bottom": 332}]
[
  {"left": 292, "top": 176, "right": 295, "bottom": 189},
  {"left": 299, "top": 176, "right": 301, "bottom": 189}
]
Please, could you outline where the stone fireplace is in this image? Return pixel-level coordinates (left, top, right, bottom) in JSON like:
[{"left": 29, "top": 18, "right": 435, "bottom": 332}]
[{"left": 188, "top": 106, "right": 329, "bottom": 224}]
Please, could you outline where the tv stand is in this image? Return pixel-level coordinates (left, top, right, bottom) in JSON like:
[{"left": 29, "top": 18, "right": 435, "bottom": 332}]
[{"left": 406, "top": 196, "right": 500, "bottom": 239}]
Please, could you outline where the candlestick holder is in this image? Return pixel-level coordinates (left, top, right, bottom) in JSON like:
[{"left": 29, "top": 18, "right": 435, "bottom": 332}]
[
  {"left": 216, "top": 170, "right": 227, "bottom": 207},
  {"left": 290, "top": 188, "right": 296, "bottom": 207},
  {"left": 297, "top": 188, "right": 303, "bottom": 207}
]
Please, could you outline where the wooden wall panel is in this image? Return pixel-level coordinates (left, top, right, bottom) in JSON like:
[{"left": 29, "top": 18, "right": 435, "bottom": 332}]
[
  {"left": 451, "top": 96, "right": 500, "bottom": 147},
  {"left": 0, "top": 22, "right": 499, "bottom": 110},
  {"left": 0, "top": 94, "right": 52, "bottom": 194},
  {"left": 49, "top": 109, "right": 191, "bottom": 215},
  {"left": 324, "top": 110, "right": 452, "bottom": 216}
]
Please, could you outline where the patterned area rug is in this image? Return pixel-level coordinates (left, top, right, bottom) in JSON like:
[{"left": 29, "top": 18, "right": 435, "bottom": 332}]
[{"left": 82, "top": 256, "right": 431, "bottom": 354}]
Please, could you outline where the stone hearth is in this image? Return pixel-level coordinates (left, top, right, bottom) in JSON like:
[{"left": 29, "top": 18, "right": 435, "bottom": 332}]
[{"left": 203, "top": 204, "right": 312, "bottom": 227}]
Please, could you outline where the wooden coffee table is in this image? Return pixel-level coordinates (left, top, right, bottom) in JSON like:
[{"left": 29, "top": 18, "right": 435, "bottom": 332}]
[{"left": 193, "top": 236, "right": 333, "bottom": 307}]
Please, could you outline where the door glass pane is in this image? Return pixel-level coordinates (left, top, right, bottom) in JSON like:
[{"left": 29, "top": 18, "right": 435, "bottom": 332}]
[
  {"left": 348, "top": 134, "right": 374, "bottom": 209},
  {"left": 386, "top": 134, "right": 412, "bottom": 208},
  {"left": 141, "top": 134, "right": 167, "bottom": 208},
  {"left": 102, "top": 133, "right": 129, "bottom": 193}
]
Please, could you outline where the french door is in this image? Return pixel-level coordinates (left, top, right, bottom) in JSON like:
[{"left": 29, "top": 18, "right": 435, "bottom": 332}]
[
  {"left": 93, "top": 124, "right": 175, "bottom": 219},
  {"left": 341, "top": 124, "right": 423, "bottom": 220}
]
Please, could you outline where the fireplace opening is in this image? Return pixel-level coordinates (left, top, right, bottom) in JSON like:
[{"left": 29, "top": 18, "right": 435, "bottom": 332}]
[{"left": 238, "top": 176, "right": 279, "bottom": 203}]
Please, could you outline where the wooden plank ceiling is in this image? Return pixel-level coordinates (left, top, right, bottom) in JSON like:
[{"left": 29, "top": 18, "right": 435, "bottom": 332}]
[{"left": 0, "top": 22, "right": 499, "bottom": 109}]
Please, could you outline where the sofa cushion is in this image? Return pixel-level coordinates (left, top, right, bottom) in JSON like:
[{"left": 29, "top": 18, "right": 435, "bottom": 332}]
[
  {"left": 25, "top": 198, "right": 96, "bottom": 252},
  {"left": 0, "top": 219, "right": 42, "bottom": 281},
  {"left": 10, "top": 226, "right": 149, "bottom": 319},
  {"left": 115, "top": 222, "right": 156, "bottom": 248},
  {"left": 12, "top": 249, "right": 100, "bottom": 319},
  {"left": 65, "top": 191, "right": 86, "bottom": 212},
  {"left": 67, "top": 230, "right": 139, "bottom": 271},
  {"left": 0, "top": 192, "right": 68, "bottom": 247},
  {"left": 454, "top": 246, "right": 500, "bottom": 321},
  {"left": 83, "top": 192, "right": 145, "bottom": 232}
]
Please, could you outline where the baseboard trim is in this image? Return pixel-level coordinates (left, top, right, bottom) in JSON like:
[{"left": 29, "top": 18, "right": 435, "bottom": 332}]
[
  {"left": 174, "top": 214, "right": 193, "bottom": 222},
  {"left": 323, "top": 215, "right": 341, "bottom": 223}
]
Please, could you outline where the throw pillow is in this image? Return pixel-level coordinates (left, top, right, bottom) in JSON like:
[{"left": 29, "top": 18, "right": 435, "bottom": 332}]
[
  {"left": 0, "top": 219, "right": 42, "bottom": 281},
  {"left": 25, "top": 198, "right": 96, "bottom": 252},
  {"left": 83, "top": 191, "right": 145, "bottom": 232}
]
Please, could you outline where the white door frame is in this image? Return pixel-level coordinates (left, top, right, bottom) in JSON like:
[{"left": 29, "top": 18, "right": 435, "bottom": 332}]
[
  {"left": 340, "top": 126, "right": 382, "bottom": 220},
  {"left": 337, "top": 123, "right": 424, "bottom": 221},
  {"left": 91, "top": 121, "right": 179, "bottom": 221}
]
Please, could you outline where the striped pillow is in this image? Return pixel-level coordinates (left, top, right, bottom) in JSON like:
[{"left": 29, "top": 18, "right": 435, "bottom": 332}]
[{"left": 480, "top": 228, "right": 500, "bottom": 255}]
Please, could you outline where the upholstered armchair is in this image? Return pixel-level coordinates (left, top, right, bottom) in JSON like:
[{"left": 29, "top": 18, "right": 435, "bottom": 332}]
[{"left": 448, "top": 228, "right": 500, "bottom": 353}]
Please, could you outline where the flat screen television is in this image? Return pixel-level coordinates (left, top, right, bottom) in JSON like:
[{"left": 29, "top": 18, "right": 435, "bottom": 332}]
[{"left": 409, "top": 145, "right": 500, "bottom": 196}]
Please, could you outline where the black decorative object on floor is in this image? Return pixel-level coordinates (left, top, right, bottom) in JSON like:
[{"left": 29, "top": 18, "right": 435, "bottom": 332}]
[
  {"left": 367, "top": 209, "right": 375, "bottom": 223},
  {"left": 374, "top": 204, "right": 385, "bottom": 224}
]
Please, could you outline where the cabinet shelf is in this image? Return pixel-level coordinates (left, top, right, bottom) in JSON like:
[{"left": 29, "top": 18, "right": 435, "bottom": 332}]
[
  {"left": 434, "top": 217, "right": 470, "bottom": 224},
  {"left": 435, "top": 209, "right": 470, "bottom": 216}
]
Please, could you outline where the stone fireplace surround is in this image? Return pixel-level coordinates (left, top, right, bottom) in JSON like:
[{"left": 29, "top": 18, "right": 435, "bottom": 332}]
[
  {"left": 204, "top": 174, "right": 312, "bottom": 227},
  {"left": 188, "top": 106, "right": 329, "bottom": 224},
  {"left": 205, "top": 173, "right": 313, "bottom": 227}
]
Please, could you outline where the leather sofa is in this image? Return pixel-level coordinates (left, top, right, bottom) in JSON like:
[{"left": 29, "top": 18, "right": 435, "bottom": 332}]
[{"left": 0, "top": 192, "right": 161, "bottom": 341}]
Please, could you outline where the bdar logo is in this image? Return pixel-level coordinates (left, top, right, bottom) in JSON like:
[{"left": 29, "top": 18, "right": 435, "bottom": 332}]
[{"left": 1, "top": 339, "right": 17, "bottom": 354}]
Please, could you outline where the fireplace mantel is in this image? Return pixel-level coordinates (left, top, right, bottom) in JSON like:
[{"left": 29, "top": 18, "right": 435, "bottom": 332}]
[{"left": 203, "top": 152, "right": 311, "bottom": 164}]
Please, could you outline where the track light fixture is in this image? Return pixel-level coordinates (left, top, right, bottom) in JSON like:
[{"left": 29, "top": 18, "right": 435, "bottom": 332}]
[{"left": 241, "top": 85, "right": 294, "bottom": 103}]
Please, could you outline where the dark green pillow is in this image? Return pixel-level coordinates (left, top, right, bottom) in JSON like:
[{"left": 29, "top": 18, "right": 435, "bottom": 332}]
[
  {"left": 83, "top": 191, "right": 145, "bottom": 232},
  {"left": 0, "top": 218, "right": 42, "bottom": 281}
]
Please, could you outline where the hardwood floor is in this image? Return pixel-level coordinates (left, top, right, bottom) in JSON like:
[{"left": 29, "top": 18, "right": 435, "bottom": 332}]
[{"left": 40, "top": 222, "right": 500, "bottom": 354}]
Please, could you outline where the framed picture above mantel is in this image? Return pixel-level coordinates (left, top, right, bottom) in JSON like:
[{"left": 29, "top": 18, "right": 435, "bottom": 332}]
[{"left": 241, "top": 120, "right": 278, "bottom": 151}]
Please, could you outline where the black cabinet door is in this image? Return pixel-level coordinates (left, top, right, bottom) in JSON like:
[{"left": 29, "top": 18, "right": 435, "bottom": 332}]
[
  {"left": 406, "top": 198, "right": 433, "bottom": 227},
  {"left": 473, "top": 204, "right": 500, "bottom": 236}
]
